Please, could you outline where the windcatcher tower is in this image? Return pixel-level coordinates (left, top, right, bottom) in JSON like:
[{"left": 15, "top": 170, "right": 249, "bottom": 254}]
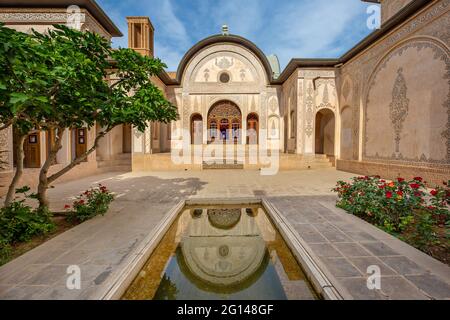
[{"left": 127, "top": 17, "right": 154, "bottom": 57}]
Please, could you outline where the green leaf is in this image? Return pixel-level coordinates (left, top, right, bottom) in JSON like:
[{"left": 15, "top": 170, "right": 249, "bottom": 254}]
[
  {"left": 9, "top": 92, "right": 29, "bottom": 105},
  {"left": 35, "top": 96, "right": 48, "bottom": 103}
]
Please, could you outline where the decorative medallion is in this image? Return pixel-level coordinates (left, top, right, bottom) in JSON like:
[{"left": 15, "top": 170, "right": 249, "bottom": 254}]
[
  {"left": 215, "top": 57, "right": 234, "bottom": 69},
  {"left": 389, "top": 68, "right": 410, "bottom": 153}
]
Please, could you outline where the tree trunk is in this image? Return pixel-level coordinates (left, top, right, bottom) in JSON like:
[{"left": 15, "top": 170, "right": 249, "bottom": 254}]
[
  {"left": 37, "top": 128, "right": 64, "bottom": 209},
  {"left": 37, "top": 127, "right": 111, "bottom": 209},
  {"left": 46, "top": 128, "right": 111, "bottom": 185},
  {"left": 4, "top": 134, "right": 26, "bottom": 207}
]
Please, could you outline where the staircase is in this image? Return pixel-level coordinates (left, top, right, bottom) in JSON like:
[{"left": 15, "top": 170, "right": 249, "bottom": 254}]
[
  {"left": 202, "top": 160, "right": 244, "bottom": 170},
  {"left": 97, "top": 153, "right": 132, "bottom": 172},
  {"left": 201, "top": 153, "right": 334, "bottom": 170}
]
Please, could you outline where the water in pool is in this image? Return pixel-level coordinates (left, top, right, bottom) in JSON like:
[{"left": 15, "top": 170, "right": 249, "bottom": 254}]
[{"left": 122, "top": 205, "right": 319, "bottom": 300}]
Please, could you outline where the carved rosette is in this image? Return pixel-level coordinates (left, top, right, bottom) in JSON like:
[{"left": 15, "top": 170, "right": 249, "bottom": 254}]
[{"left": 389, "top": 68, "right": 410, "bottom": 153}]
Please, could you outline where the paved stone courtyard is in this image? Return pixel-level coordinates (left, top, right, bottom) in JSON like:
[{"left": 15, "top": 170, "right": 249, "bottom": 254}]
[{"left": 0, "top": 168, "right": 449, "bottom": 299}]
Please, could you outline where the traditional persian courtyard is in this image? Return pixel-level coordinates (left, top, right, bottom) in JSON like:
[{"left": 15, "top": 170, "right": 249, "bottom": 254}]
[{"left": 0, "top": 169, "right": 449, "bottom": 300}]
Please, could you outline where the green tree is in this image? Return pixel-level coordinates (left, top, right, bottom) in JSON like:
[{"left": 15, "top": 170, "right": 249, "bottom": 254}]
[
  {"left": 0, "top": 24, "right": 178, "bottom": 209},
  {"left": 0, "top": 23, "right": 52, "bottom": 206}
]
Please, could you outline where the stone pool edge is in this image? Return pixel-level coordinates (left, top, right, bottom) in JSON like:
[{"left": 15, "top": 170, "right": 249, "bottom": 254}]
[
  {"left": 100, "top": 200, "right": 185, "bottom": 300},
  {"left": 261, "top": 198, "right": 346, "bottom": 300},
  {"left": 99, "top": 197, "right": 346, "bottom": 300}
]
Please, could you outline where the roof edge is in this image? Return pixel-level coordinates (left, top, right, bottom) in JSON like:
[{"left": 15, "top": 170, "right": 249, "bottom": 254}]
[
  {"left": 0, "top": 0, "right": 123, "bottom": 37},
  {"left": 175, "top": 34, "right": 274, "bottom": 85},
  {"left": 158, "top": 0, "right": 433, "bottom": 86}
]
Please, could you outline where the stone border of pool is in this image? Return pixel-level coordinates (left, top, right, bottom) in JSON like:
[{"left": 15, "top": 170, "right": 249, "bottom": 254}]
[
  {"left": 100, "top": 200, "right": 185, "bottom": 300},
  {"left": 261, "top": 198, "right": 345, "bottom": 300},
  {"left": 100, "top": 197, "right": 345, "bottom": 300}
]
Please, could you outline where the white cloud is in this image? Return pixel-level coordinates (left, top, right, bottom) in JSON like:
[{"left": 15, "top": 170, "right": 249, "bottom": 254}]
[
  {"left": 154, "top": 41, "right": 184, "bottom": 71},
  {"left": 263, "top": 0, "right": 368, "bottom": 67},
  {"left": 101, "top": 0, "right": 375, "bottom": 71},
  {"left": 157, "top": 0, "right": 190, "bottom": 46}
]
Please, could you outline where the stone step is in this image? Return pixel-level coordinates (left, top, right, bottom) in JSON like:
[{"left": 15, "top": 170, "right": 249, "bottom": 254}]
[
  {"left": 97, "top": 159, "right": 131, "bottom": 168},
  {"left": 202, "top": 161, "right": 244, "bottom": 170},
  {"left": 98, "top": 165, "right": 131, "bottom": 172}
]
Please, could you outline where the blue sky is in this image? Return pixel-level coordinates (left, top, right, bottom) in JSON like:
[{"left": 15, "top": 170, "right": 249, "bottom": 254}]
[{"left": 96, "top": 0, "right": 379, "bottom": 71}]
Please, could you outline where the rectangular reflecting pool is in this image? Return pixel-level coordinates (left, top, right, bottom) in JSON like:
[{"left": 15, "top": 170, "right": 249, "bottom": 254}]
[{"left": 122, "top": 205, "right": 319, "bottom": 300}]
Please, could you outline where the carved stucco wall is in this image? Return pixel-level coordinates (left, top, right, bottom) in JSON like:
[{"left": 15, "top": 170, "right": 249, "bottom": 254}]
[
  {"left": 381, "top": 0, "right": 415, "bottom": 24},
  {"left": 340, "top": 106, "right": 353, "bottom": 160},
  {"left": 338, "top": 74, "right": 360, "bottom": 160},
  {"left": 282, "top": 72, "right": 298, "bottom": 152},
  {"left": 338, "top": 0, "right": 450, "bottom": 169},
  {"left": 0, "top": 8, "right": 112, "bottom": 39},
  {"left": 296, "top": 70, "right": 338, "bottom": 155},
  {"left": 174, "top": 42, "right": 281, "bottom": 147},
  {"left": 365, "top": 38, "right": 449, "bottom": 165}
]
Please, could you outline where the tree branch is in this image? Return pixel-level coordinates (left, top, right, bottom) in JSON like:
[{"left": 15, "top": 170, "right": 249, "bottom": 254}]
[
  {"left": 0, "top": 120, "right": 13, "bottom": 131},
  {"left": 47, "top": 126, "right": 113, "bottom": 184}
]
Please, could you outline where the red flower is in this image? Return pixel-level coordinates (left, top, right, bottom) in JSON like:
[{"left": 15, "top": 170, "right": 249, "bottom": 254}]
[
  {"left": 410, "top": 183, "right": 420, "bottom": 189},
  {"left": 380, "top": 180, "right": 386, "bottom": 183},
  {"left": 79, "top": 200, "right": 85, "bottom": 205},
  {"left": 413, "top": 191, "right": 422, "bottom": 197},
  {"left": 397, "top": 178, "right": 405, "bottom": 182},
  {"left": 396, "top": 191, "right": 403, "bottom": 196},
  {"left": 413, "top": 177, "right": 423, "bottom": 182},
  {"left": 430, "top": 190, "right": 438, "bottom": 196},
  {"left": 64, "top": 204, "right": 71, "bottom": 209},
  {"left": 379, "top": 184, "right": 386, "bottom": 189},
  {"left": 386, "top": 191, "right": 393, "bottom": 199},
  {"left": 428, "top": 206, "right": 436, "bottom": 211}
]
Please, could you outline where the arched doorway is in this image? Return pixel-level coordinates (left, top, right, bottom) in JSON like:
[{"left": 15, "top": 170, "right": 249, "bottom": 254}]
[
  {"left": 246, "top": 113, "right": 259, "bottom": 144},
  {"left": 315, "top": 109, "right": 335, "bottom": 156},
  {"left": 207, "top": 100, "right": 242, "bottom": 144},
  {"left": 191, "top": 113, "right": 203, "bottom": 145}
]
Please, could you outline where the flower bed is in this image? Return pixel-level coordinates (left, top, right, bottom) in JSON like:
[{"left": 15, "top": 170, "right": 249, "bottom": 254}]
[
  {"left": 333, "top": 176, "right": 449, "bottom": 265},
  {"left": 65, "top": 184, "right": 114, "bottom": 222},
  {"left": 0, "top": 184, "right": 114, "bottom": 266}
]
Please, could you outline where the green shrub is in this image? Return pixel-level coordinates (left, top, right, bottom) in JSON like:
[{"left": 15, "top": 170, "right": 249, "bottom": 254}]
[
  {"left": 333, "top": 176, "right": 449, "bottom": 251},
  {"left": 65, "top": 184, "right": 114, "bottom": 222},
  {"left": 0, "top": 239, "right": 12, "bottom": 266},
  {"left": 0, "top": 187, "right": 55, "bottom": 244},
  {"left": 0, "top": 187, "right": 55, "bottom": 265}
]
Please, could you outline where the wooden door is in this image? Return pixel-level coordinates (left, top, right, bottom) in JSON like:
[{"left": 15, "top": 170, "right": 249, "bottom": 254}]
[
  {"left": 24, "top": 132, "right": 41, "bottom": 168},
  {"left": 123, "top": 124, "right": 132, "bottom": 153},
  {"left": 75, "top": 128, "right": 87, "bottom": 160}
]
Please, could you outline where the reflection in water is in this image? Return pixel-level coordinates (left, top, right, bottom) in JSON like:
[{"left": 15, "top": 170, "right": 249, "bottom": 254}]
[{"left": 122, "top": 206, "right": 319, "bottom": 300}]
